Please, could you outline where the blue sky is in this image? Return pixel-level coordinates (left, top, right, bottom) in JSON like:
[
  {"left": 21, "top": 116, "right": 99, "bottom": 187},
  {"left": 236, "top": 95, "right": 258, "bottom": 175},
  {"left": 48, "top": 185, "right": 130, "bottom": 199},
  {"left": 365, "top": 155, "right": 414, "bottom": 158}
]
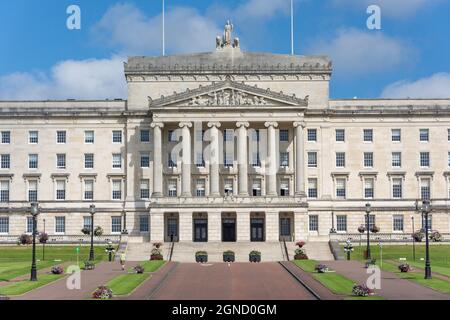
[{"left": 0, "top": 0, "right": 449, "bottom": 100}]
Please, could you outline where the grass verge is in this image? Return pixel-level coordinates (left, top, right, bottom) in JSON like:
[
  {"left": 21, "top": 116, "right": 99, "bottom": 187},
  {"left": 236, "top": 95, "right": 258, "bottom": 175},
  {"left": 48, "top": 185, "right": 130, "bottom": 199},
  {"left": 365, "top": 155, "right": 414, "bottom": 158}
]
[
  {"left": 0, "top": 274, "right": 64, "bottom": 296},
  {"left": 106, "top": 273, "right": 149, "bottom": 296}
]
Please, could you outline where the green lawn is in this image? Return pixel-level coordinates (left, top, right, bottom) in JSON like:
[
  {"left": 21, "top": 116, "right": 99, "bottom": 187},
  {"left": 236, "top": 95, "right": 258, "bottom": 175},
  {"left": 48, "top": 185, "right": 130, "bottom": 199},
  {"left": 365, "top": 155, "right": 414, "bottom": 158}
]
[
  {"left": 140, "top": 260, "right": 166, "bottom": 272},
  {"left": 406, "top": 261, "right": 450, "bottom": 278},
  {"left": 106, "top": 273, "right": 149, "bottom": 296},
  {"left": 0, "top": 274, "right": 64, "bottom": 296},
  {"left": 294, "top": 260, "right": 362, "bottom": 297},
  {"left": 380, "top": 261, "right": 450, "bottom": 294},
  {"left": 0, "top": 261, "right": 55, "bottom": 282}
]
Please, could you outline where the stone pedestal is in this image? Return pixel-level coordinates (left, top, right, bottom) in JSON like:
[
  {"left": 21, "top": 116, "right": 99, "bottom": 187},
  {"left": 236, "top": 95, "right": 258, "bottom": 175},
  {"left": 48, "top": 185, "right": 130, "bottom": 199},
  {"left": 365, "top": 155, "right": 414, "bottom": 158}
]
[
  {"left": 237, "top": 211, "right": 250, "bottom": 241},
  {"left": 150, "top": 212, "right": 164, "bottom": 242},
  {"left": 208, "top": 211, "right": 221, "bottom": 241},
  {"left": 179, "top": 212, "right": 193, "bottom": 242},
  {"left": 265, "top": 211, "right": 279, "bottom": 241}
]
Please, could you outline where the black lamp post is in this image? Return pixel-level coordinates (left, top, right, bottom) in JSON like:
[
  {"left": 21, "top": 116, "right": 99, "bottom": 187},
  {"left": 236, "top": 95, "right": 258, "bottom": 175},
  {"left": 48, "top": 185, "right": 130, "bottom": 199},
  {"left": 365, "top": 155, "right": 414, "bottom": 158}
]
[
  {"left": 411, "top": 216, "right": 416, "bottom": 262},
  {"left": 365, "top": 203, "right": 371, "bottom": 260},
  {"left": 30, "top": 202, "right": 40, "bottom": 281},
  {"left": 89, "top": 204, "right": 96, "bottom": 261},
  {"left": 330, "top": 211, "right": 337, "bottom": 234},
  {"left": 422, "top": 200, "right": 432, "bottom": 279}
]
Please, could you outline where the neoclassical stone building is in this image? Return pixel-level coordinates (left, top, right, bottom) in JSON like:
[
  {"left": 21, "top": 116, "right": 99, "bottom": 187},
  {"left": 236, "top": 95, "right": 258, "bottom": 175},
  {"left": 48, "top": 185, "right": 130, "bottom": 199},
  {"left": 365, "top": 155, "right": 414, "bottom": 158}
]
[{"left": 1, "top": 26, "right": 449, "bottom": 245}]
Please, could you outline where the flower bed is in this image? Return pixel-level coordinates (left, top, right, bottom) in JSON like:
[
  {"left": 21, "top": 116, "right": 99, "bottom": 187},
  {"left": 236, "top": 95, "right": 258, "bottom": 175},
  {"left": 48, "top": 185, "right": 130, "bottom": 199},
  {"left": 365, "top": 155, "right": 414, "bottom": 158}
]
[
  {"left": 51, "top": 266, "right": 64, "bottom": 275},
  {"left": 84, "top": 261, "right": 95, "bottom": 270},
  {"left": 294, "top": 248, "right": 308, "bottom": 260},
  {"left": 352, "top": 284, "right": 374, "bottom": 297},
  {"left": 398, "top": 263, "right": 411, "bottom": 273},
  {"left": 430, "top": 231, "right": 442, "bottom": 242},
  {"left": 315, "top": 264, "right": 329, "bottom": 273},
  {"left": 134, "top": 265, "right": 145, "bottom": 274},
  {"left": 18, "top": 234, "right": 32, "bottom": 245},
  {"left": 92, "top": 286, "right": 113, "bottom": 300}
]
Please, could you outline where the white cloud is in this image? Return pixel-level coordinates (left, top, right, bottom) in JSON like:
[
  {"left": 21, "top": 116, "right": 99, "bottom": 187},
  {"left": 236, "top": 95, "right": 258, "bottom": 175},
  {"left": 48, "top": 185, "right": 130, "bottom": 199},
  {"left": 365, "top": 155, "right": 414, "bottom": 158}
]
[
  {"left": 308, "top": 28, "right": 412, "bottom": 75},
  {"left": 92, "top": 3, "right": 221, "bottom": 55},
  {"left": 0, "top": 56, "right": 126, "bottom": 100},
  {"left": 331, "top": 0, "right": 443, "bottom": 17},
  {"left": 381, "top": 73, "right": 450, "bottom": 98}
]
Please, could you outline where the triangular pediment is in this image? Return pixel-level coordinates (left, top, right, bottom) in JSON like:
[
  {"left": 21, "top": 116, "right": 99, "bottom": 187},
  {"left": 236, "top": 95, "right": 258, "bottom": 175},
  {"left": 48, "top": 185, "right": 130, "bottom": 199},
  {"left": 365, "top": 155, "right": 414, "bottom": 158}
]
[{"left": 149, "top": 79, "right": 308, "bottom": 108}]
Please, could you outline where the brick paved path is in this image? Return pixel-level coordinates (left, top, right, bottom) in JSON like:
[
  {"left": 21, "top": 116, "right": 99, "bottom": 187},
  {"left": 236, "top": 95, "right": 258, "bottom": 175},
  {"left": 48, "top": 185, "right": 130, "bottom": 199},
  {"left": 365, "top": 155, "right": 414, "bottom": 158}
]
[
  {"left": 148, "top": 262, "right": 318, "bottom": 300},
  {"left": 12, "top": 261, "right": 130, "bottom": 300},
  {"left": 325, "top": 260, "right": 450, "bottom": 300}
]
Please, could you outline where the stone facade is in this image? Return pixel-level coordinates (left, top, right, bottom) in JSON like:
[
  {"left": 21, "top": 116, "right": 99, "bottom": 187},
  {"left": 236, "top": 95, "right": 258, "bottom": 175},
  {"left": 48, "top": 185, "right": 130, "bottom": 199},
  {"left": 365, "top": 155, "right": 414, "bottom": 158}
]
[{"left": 1, "top": 27, "right": 450, "bottom": 243}]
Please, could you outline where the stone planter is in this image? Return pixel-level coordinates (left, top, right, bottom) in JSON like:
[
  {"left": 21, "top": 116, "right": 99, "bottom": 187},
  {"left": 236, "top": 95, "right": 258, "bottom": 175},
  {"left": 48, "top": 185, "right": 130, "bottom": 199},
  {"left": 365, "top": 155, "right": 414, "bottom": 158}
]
[
  {"left": 196, "top": 254, "right": 208, "bottom": 263},
  {"left": 249, "top": 255, "right": 261, "bottom": 263},
  {"left": 223, "top": 253, "right": 235, "bottom": 263},
  {"left": 150, "top": 254, "right": 163, "bottom": 261}
]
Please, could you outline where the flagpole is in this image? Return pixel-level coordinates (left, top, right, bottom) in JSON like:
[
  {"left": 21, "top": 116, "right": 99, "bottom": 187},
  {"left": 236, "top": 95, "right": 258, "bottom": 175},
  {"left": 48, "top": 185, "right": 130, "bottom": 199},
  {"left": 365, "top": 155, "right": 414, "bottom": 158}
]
[
  {"left": 162, "top": 0, "right": 165, "bottom": 56},
  {"left": 291, "top": 0, "right": 294, "bottom": 55}
]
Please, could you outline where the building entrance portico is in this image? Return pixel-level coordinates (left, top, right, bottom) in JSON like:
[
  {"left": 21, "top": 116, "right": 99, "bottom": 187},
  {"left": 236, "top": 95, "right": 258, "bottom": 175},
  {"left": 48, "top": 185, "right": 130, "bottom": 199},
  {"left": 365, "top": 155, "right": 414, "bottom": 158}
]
[
  {"left": 222, "top": 212, "right": 236, "bottom": 242},
  {"left": 164, "top": 213, "right": 179, "bottom": 242},
  {"left": 193, "top": 212, "right": 208, "bottom": 242},
  {"left": 250, "top": 212, "right": 265, "bottom": 242}
]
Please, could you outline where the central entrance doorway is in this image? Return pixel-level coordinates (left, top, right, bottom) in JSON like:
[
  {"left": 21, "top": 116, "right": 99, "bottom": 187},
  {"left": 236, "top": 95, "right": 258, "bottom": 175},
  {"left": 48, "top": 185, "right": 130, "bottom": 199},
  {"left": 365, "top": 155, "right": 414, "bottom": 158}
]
[
  {"left": 251, "top": 218, "right": 265, "bottom": 242},
  {"left": 193, "top": 218, "right": 208, "bottom": 242},
  {"left": 222, "top": 218, "right": 236, "bottom": 242}
]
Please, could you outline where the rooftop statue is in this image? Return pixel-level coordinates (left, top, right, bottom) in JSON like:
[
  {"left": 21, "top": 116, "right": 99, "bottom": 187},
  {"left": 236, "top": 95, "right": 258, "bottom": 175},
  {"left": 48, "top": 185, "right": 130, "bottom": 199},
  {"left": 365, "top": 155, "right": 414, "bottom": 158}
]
[{"left": 216, "top": 20, "right": 240, "bottom": 49}]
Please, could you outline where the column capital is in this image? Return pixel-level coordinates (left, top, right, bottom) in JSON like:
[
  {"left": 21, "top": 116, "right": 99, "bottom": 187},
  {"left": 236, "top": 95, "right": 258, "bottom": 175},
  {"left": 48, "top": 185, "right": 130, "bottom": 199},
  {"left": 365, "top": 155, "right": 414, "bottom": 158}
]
[
  {"left": 293, "top": 121, "right": 306, "bottom": 129},
  {"left": 236, "top": 121, "right": 249, "bottom": 128},
  {"left": 151, "top": 122, "right": 164, "bottom": 129},
  {"left": 264, "top": 121, "right": 279, "bottom": 128},
  {"left": 179, "top": 122, "right": 193, "bottom": 128},
  {"left": 207, "top": 121, "right": 222, "bottom": 129}
]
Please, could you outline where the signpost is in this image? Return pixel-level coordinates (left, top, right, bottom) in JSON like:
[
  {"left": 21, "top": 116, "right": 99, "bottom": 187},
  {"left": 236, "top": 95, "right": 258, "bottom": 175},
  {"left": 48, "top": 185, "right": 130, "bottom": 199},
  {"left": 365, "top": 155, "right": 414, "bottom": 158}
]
[{"left": 75, "top": 245, "right": 80, "bottom": 266}]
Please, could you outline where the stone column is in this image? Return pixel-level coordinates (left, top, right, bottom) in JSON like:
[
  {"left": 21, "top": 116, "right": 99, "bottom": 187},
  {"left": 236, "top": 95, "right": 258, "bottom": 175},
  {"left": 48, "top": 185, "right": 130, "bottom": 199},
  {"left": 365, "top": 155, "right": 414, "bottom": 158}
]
[
  {"left": 293, "top": 122, "right": 306, "bottom": 196},
  {"left": 208, "top": 122, "right": 221, "bottom": 197},
  {"left": 237, "top": 210, "right": 250, "bottom": 242},
  {"left": 294, "top": 210, "right": 308, "bottom": 242},
  {"left": 236, "top": 121, "right": 249, "bottom": 196},
  {"left": 150, "top": 211, "right": 164, "bottom": 242},
  {"left": 265, "top": 211, "right": 279, "bottom": 242},
  {"left": 179, "top": 122, "right": 192, "bottom": 197},
  {"left": 265, "top": 121, "right": 278, "bottom": 196},
  {"left": 179, "top": 212, "right": 193, "bottom": 242},
  {"left": 208, "top": 211, "right": 221, "bottom": 242},
  {"left": 151, "top": 122, "right": 164, "bottom": 197}
]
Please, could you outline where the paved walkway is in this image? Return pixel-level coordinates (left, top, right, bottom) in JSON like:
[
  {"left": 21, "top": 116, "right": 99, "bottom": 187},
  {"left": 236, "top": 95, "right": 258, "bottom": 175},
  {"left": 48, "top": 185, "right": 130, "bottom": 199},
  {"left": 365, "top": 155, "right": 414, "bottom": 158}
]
[
  {"left": 12, "top": 261, "right": 131, "bottom": 300},
  {"left": 147, "top": 262, "right": 317, "bottom": 300},
  {"left": 325, "top": 260, "right": 450, "bottom": 300}
]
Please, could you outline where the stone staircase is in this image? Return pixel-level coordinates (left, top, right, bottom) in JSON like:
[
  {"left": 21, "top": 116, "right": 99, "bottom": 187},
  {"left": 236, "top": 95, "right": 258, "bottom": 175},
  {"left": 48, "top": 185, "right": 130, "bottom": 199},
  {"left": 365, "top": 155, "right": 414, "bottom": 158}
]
[
  {"left": 125, "top": 242, "right": 171, "bottom": 262},
  {"left": 286, "top": 241, "right": 335, "bottom": 261}
]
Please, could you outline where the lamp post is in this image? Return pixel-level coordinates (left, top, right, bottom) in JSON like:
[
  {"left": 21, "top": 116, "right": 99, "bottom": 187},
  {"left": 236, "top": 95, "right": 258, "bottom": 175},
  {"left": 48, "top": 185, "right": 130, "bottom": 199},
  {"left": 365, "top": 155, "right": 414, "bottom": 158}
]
[
  {"left": 422, "top": 200, "right": 432, "bottom": 279},
  {"left": 89, "top": 204, "right": 96, "bottom": 262},
  {"left": 411, "top": 216, "right": 416, "bottom": 261},
  {"left": 330, "top": 211, "right": 337, "bottom": 234},
  {"left": 42, "top": 218, "right": 46, "bottom": 261},
  {"left": 30, "top": 202, "right": 40, "bottom": 281},
  {"left": 365, "top": 203, "right": 371, "bottom": 260}
]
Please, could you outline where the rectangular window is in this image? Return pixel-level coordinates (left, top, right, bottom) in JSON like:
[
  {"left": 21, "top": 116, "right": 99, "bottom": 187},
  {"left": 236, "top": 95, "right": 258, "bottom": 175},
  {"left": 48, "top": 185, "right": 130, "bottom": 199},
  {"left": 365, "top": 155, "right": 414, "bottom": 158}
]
[
  {"left": 252, "top": 153, "right": 261, "bottom": 167},
  {"left": 420, "top": 178, "right": 431, "bottom": 200},
  {"left": 1, "top": 131, "right": 10, "bottom": 144},
  {"left": 140, "top": 130, "right": 150, "bottom": 143},
  {"left": 83, "top": 216, "right": 92, "bottom": 230},
  {"left": 392, "top": 178, "right": 403, "bottom": 199},
  {"left": 422, "top": 215, "right": 432, "bottom": 231},
  {"left": 111, "top": 216, "right": 122, "bottom": 234},
  {"left": 448, "top": 129, "right": 450, "bottom": 142},
  {"left": 112, "top": 154, "right": 122, "bottom": 169},
  {"left": 224, "top": 153, "right": 233, "bottom": 168},
  {"left": 28, "top": 180, "right": 38, "bottom": 202},
  {"left": 252, "top": 129, "right": 260, "bottom": 142},
  {"left": 84, "top": 130, "right": 94, "bottom": 144},
  {"left": 196, "top": 179, "right": 206, "bottom": 197},
  {"left": 336, "top": 152, "right": 346, "bottom": 168},
  {"left": 112, "top": 130, "right": 122, "bottom": 143},
  {"left": 420, "top": 152, "right": 430, "bottom": 167},
  {"left": 57, "top": 154, "right": 66, "bottom": 169},
  {"left": 224, "top": 129, "right": 234, "bottom": 142},
  {"left": 26, "top": 216, "right": 34, "bottom": 234},
  {"left": 140, "top": 153, "right": 150, "bottom": 168},
  {"left": 308, "top": 178, "right": 318, "bottom": 198},
  {"left": 307, "top": 129, "right": 317, "bottom": 142},
  {"left": 168, "top": 153, "right": 177, "bottom": 168},
  {"left": 195, "top": 153, "right": 205, "bottom": 168},
  {"left": 280, "top": 152, "right": 289, "bottom": 168},
  {"left": 112, "top": 180, "right": 122, "bottom": 200},
  {"left": 29, "top": 154, "right": 38, "bottom": 169},
  {"left": 309, "top": 215, "right": 319, "bottom": 232},
  {"left": 364, "top": 178, "right": 374, "bottom": 199},
  {"left": 336, "top": 215, "right": 347, "bottom": 232},
  {"left": 84, "top": 154, "right": 94, "bottom": 169},
  {"left": 168, "top": 179, "right": 177, "bottom": 197},
  {"left": 252, "top": 179, "right": 262, "bottom": 196},
  {"left": 1, "top": 154, "right": 10, "bottom": 169},
  {"left": 420, "top": 129, "right": 429, "bottom": 142},
  {"left": 364, "top": 152, "right": 373, "bottom": 168},
  {"left": 56, "top": 180, "right": 66, "bottom": 200},
  {"left": 392, "top": 152, "right": 402, "bottom": 168},
  {"left": 365, "top": 215, "right": 376, "bottom": 230},
  {"left": 392, "top": 129, "right": 401, "bottom": 142},
  {"left": 139, "top": 215, "right": 149, "bottom": 233},
  {"left": 280, "top": 179, "right": 290, "bottom": 196},
  {"left": 448, "top": 152, "right": 450, "bottom": 167},
  {"left": 168, "top": 130, "right": 177, "bottom": 142},
  {"left": 140, "top": 179, "right": 150, "bottom": 199},
  {"left": 0, "top": 217, "right": 9, "bottom": 234},
  {"left": 56, "top": 131, "right": 66, "bottom": 144},
  {"left": 393, "top": 215, "right": 404, "bottom": 232},
  {"left": 55, "top": 217, "right": 65, "bottom": 234},
  {"left": 195, "top": 130, "right": 204, "bottom": 142},
  {"left": 363, "top": 129, "right": 373, "bottom": 142},
  {"left": 336, "top": 129, "right": 345, "bottom": 142},
  {"left": 224, "top": 179, "right": 233, "bottom": 195},
  {"left": 0, "top": 181, "right": 10, "bottom": 203},
  {"left": 336, "top": 178, "right": 346, "bottom": 199},
  {"left": 308, "top": 152, "right": 317, "bottom": 168},
  {"left": 84, "top": 180, "right": 94, "bottom": 200},
  {"left": 29, "top": 131, "right": 38, "bottom": 144},
  {"left": 279, "top": 129, "right": 289, "bottom": 142}
]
